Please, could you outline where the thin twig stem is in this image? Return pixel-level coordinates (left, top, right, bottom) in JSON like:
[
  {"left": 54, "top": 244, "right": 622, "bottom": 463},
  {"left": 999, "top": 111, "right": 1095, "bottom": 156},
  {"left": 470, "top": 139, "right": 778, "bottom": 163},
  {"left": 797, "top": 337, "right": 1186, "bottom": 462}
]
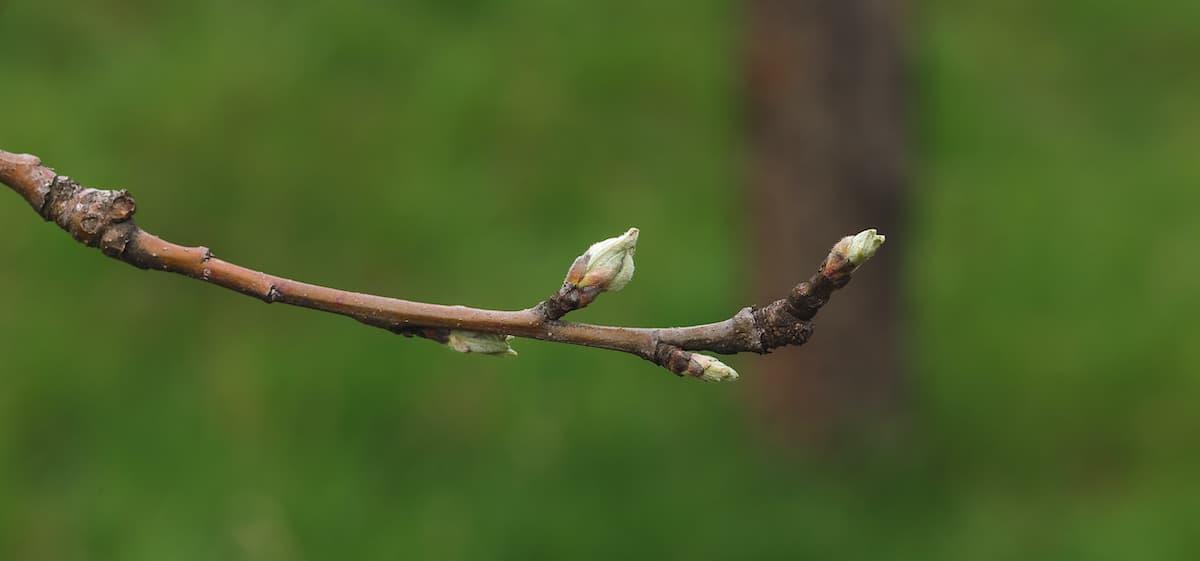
[{"left": 0, "top": 149, "right": 879, "bottom": 381}]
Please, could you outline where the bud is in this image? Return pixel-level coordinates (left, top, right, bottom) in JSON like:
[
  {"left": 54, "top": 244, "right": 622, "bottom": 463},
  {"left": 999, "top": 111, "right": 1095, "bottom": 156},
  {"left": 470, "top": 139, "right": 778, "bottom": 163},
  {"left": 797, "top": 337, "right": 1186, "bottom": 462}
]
[
  {"left": 688, "top": 353, "right": 739, "bottom": 382},
  {"left": 446, "top": 330, "right": 518, "bottom": 357},
  {"left": 846, "top": 228, "right": 886, "bottom": 265},
  {"left": 565, "top": 228, "right": 639, "bottom": 293},
  {"left": 831, "top": 228, "right": 886, "bottom": 271}
]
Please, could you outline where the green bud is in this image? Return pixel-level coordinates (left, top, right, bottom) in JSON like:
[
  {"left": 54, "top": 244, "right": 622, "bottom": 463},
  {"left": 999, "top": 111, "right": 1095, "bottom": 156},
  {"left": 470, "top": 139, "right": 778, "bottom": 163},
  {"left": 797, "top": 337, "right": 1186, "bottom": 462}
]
[
  {"left": 689, "top": 353, "right": 739, "bottom": 382},
  {"left": 843, "top": 228, "right": 886, "bottom": 267},
  {"left": 446, "top": 330, "right": 518, "bottom": 357}
]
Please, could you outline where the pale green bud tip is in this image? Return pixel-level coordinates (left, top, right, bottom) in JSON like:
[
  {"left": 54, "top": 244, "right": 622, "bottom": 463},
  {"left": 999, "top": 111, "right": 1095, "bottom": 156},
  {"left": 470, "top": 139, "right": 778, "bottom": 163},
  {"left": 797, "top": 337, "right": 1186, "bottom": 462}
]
[
  {"left": 845, "top": 228, "right": 886, "bottom": 266},
  {"left": 446, "top": 330, "right": 518, "bottom": 357},
  {"left": 572, "top": 227, "right": 639, "bottom": 292},
  {"left": 689, "top": 354, "right": 739, "bottom": 383}
]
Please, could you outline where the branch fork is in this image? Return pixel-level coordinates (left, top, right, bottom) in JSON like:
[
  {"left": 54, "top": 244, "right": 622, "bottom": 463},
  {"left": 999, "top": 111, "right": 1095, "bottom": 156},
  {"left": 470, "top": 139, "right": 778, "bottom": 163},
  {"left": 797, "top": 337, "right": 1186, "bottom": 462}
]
[{"left": 0, "top": 149, "right": 885, "bottom": 382}]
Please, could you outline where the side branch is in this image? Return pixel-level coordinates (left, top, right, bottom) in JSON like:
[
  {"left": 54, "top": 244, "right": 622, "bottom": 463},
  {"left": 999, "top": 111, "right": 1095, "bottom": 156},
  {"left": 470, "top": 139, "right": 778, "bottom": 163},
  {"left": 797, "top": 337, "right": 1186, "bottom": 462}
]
[{"left": 0, "top": 149, "right": 884, "bottom": 382}]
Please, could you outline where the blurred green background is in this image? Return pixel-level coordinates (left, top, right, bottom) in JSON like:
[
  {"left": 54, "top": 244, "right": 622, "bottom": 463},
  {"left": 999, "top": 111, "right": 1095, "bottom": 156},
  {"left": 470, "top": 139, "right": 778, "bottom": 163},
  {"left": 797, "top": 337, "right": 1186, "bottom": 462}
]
[{"left": 1, "top": 0, "right": 1198, "bottom": 559}]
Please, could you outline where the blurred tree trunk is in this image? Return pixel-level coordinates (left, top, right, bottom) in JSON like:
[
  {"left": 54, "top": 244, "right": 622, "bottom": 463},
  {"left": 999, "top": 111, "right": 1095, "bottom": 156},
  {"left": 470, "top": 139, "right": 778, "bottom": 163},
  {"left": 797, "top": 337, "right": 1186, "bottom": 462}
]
[{"left": 744, "top": 0, "right": 908, "bottom": 445}]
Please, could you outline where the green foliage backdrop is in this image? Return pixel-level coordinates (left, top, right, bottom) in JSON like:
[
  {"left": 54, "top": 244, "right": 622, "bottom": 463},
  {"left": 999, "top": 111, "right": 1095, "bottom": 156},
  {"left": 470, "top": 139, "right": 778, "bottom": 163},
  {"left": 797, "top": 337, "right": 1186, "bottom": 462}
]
[{"left": 1, "top": 0, "right": 1197, "bottom": 559}]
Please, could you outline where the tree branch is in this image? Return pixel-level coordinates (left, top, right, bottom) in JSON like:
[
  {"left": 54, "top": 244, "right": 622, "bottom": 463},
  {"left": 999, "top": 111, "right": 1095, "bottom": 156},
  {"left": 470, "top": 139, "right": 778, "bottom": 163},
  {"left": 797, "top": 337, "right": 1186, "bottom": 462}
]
[{"left": 0, "top": 148, "right": 885, "bottom": 382}]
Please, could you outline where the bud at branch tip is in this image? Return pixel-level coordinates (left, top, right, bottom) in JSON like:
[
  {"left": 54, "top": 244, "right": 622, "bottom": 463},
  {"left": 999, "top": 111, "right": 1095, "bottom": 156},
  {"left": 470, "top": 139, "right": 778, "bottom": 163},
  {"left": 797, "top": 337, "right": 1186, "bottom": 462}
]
[{"left": 840, "top": 228, "right": 886, "bottom": 268}]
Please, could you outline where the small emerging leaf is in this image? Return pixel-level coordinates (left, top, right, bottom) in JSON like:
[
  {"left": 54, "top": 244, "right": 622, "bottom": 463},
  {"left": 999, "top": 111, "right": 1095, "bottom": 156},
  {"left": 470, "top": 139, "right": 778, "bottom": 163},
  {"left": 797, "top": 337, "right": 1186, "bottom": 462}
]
[{"left": 446, "top": 330, "right": 517, "bottom": 357}]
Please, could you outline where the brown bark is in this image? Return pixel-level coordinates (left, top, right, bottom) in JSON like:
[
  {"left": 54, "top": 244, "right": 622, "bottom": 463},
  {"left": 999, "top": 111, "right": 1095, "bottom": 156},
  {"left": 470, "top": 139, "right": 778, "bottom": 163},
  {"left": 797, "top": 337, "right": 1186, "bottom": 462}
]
[
  {"left": 746, "top": 0, "right": 907, "bottom": 434},
  {"left": 1, "top": 148, "right": 883, "bottom": 382}
]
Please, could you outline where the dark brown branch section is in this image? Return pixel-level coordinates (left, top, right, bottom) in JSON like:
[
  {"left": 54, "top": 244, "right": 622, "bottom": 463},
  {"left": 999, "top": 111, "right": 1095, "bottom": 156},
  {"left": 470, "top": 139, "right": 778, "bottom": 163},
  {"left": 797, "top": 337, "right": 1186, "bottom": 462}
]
[{"left": 0, "top": 149, "right": 876, "bottom": 381}]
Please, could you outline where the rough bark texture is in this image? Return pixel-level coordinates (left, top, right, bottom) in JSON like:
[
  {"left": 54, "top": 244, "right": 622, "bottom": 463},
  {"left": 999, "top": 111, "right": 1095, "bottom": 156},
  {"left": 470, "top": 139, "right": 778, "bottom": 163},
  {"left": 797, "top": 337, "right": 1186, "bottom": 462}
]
[
  {"left": 1, "top": 148, "right": 881, "bottom": 381},
  {"left": 746, "top": 0, "right": 907, "bottom": 428}
]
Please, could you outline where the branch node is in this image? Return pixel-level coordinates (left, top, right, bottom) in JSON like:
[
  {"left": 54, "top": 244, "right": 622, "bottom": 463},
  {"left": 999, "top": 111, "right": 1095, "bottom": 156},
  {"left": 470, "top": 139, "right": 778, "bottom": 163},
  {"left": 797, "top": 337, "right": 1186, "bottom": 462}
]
[
  {"left": 752, "top": 301, "right": 815, "bottom": 351},
  {"left": 653, "top": 342, "right": 693, "bottom": 377},
  {"left": 37, "top": 176, "right": 141, "bottom": 256}
]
